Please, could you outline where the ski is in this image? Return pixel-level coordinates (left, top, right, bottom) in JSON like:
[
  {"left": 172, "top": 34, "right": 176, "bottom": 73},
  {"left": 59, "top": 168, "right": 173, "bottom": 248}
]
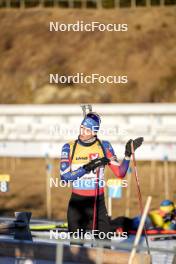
[{"left": 151, "top": 235, "right": 176, "bottom": 241}]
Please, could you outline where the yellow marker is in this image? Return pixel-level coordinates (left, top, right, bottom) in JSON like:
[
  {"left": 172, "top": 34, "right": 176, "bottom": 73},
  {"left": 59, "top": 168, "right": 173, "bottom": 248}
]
[
  {"left": 30, "top": 222, "right": 68, "bottom": 231},
  {"left": 30, "top": 225, "right": 57, "bottom": 230},
  {"left": 0, "top": 175, "right": 10, "bottom": 182}
]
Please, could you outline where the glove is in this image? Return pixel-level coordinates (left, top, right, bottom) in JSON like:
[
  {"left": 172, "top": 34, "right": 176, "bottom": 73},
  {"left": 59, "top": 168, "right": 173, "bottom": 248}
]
[
  {"left": 125, "top": 137, "right": 144, "bottom": 157},
  {"left": 163, "top": 213, "right": 172, "bottom": 223},
  {"left": 163, "top": 210, "right": 176, "bottom": 222},
  {"left": 83, "top": 157, "right": 110, "bottom": 173}
]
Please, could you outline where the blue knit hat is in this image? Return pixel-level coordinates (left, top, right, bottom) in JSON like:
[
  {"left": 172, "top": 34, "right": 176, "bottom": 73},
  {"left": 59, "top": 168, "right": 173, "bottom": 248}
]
[
  {"left": 160, "top": 200, "right": 174, "bottom": 213},
  {"left": 81, "top": 112, "right": 101, "bottom": 132}
]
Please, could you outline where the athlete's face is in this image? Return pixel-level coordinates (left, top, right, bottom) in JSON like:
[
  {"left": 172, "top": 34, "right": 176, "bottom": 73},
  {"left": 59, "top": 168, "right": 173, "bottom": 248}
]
[{"left": 79, "top": 125, "right": 96, "bottom": 141}]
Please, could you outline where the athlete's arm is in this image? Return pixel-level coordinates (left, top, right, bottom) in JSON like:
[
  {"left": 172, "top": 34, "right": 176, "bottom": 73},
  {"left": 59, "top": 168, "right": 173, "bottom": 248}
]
[
  {"left": 104, "top": 141, "right": 130, "bottom": 179},
  {"left": 60, "top": 143, "right": 86, "bottom": 182}
]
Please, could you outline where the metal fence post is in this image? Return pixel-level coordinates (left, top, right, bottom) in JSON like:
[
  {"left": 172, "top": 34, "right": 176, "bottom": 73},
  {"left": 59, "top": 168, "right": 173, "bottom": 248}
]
[
  {"left": 96, "top": 247, "right": 103, "bottom": 264},
  {"left": 115, "top": 0, "right": 120, "bottom": 8},
  {"left": 20, "top": 0, "right": 25, "bottom": 8},
  {"left": 40, "top": 0, "right": 45, "bottom": 7},
  {"left": 146, "top": 0, "right": 151, "bottom": 7},
  {"left": 68, "top": 0, "right": 74, "bottom": 8},
  {"left": 97, "top": 0, "right": 102, "bottom": 8},
  {"left": 6, "top": 0, "right": 11, "bottom": 8},
  {"left": 56, "top": 244, "right": 63, "bottom": 264},
  {"left": 164, "top": 156, "right": 169, "bottom": 199},
  {"left": 150, "top": 160, "right": 156, "bottom": 192},
  {"left": 82, "top": 0, "right": 87, "bottom": 8},
  {"left": 54, "top": 0, "right": 58, "bottom": 6},
  {"left": 131, "top": 0, "right": 136, "bottom": 7},
  {"left": 46, "top": 156, "right": 52, "bottom": 219}
]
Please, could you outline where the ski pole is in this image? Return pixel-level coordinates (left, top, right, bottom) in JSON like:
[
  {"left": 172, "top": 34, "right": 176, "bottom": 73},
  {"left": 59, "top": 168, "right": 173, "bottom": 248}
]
[
  {"left": 81, "top": 104, "right": 92, "bottom": 117},
  {"left": 92, "top": 166, "right": 101, "bottom": 232},
  {"left": 131, "top": 141, "right": 151, "bottom": 255},
  {"left": 80, "top": 104, "right": 98, "bottom": 231}
]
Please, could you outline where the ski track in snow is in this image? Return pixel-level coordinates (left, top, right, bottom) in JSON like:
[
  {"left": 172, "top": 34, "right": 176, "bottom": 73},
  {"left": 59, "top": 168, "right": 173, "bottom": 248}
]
[{"left": 143, "top": 237, "right": 175, "bottom": 264}]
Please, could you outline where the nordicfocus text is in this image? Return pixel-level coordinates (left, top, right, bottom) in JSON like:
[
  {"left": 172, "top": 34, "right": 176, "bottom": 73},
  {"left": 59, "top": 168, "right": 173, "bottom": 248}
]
[
  {"left": 49, "top": 21, "right": 128, "bottom": 32},
  {"left": 49, "top": 73, "right": 128, "bottom": 84}
]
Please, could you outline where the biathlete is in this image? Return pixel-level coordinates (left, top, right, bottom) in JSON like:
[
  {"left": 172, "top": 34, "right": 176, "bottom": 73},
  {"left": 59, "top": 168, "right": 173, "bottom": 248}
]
[{"left": 60, "top": 112, "right": 143, "bottom": 238}]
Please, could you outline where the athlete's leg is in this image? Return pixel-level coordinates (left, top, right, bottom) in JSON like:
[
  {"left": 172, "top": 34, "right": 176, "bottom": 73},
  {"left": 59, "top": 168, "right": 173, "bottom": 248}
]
[
  {"left": 67, "top": 193, "right": 91, "bottom": 233},
  {"left": 67, "top": 197, "right": 81, "bottom": 233},
  {"left": 96, "top": 195, "right": 110, "bottom": 236}
]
